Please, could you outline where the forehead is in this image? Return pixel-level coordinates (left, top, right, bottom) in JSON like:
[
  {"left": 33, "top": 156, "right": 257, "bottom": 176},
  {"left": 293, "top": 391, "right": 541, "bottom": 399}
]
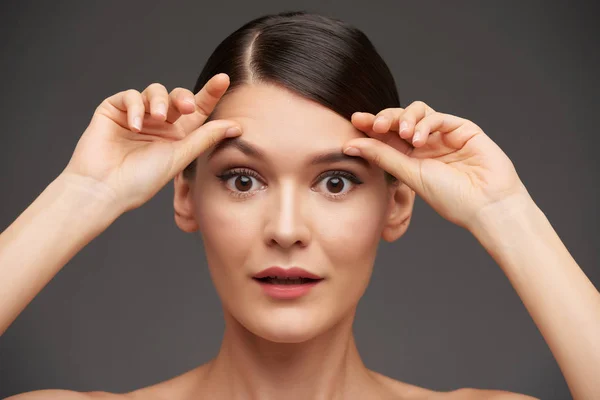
[{"left": 210, "top": 83, "right": 365, "bottom": 152}]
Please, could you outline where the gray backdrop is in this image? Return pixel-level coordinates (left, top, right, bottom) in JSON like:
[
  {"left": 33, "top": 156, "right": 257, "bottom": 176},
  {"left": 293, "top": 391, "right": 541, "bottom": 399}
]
[{"left": 1, "top": 1, "right": 598, "bottom": 399}]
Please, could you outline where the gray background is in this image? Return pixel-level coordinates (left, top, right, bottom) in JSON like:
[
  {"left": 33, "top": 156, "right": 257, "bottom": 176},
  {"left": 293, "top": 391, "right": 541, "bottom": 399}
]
[{"left": 1, "top": 1, "right": 598, "bottom": 399}]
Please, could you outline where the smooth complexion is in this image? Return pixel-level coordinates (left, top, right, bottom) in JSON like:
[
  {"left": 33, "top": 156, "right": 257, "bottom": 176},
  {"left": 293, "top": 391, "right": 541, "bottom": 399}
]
[{"left": 172, "top": 83, "right": 416, "bottom": 398}]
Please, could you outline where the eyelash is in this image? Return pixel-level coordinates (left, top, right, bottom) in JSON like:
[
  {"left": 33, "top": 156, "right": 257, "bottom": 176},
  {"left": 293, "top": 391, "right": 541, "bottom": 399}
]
[{"left": 215, "top": 168, "right": 363, "bottom": 200}]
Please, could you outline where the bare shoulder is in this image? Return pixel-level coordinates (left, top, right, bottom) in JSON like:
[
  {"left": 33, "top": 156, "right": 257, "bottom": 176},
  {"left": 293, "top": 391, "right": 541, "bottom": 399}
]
[
  {"left": 124, "top": 364, "right": 210, "bottom": 400},
  {"left": 440, "top": 388, "right": 540, "bottom": 400},
  {"left": 368, "top": 371, "right": 538, "bottom": 400},
  {"left": 368, "top": 370, "right": 441, "bottom": 399},
  {"left": 3, "top": 365, "right": 208, "bottom": 400},
  {"left": 3, "top": 390, "right": 125, "bottom": 400}
]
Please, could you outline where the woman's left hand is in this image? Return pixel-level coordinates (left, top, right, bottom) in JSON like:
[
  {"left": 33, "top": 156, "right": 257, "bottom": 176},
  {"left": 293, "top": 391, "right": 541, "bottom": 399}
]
[{"left": 344, "top": 101, "right": 532, "bottom": 230}]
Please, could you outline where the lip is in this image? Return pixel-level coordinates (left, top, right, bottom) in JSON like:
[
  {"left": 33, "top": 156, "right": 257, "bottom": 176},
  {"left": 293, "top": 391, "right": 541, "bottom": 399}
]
[
  {"left": 252, "top": 266, "right": 324, "bottom": 300},
  {"left": 254, "top": 279, "right": 322, "bottom": 299},
  {"left": 253, "top": 266, "right": 323, "bottom": 279}
]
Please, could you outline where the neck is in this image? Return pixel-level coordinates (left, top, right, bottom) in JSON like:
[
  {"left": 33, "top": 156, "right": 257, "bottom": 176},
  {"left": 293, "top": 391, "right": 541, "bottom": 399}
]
[{"left": 204, "top": 309, "right": 378, "bottom": 400}]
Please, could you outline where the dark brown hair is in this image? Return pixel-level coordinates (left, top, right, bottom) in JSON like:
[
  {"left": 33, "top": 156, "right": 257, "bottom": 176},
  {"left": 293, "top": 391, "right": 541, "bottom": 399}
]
[{"left": 184, "top": 10, "right": 400, "bottom": 183}]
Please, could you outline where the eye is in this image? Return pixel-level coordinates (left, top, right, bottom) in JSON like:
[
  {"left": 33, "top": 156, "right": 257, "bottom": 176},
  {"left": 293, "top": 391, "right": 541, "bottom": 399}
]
[
  {"left": 313, "top": 170, "right": 363, "bottom": 199},
  {"left": 216, "top": 168, "right": 265, "bottom": 198}
]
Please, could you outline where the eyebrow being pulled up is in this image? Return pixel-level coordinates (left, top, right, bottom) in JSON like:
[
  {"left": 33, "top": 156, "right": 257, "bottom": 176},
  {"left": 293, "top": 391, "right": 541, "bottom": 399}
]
[{"left": 207, "top": 137, "right": 371, "bottom": 169}]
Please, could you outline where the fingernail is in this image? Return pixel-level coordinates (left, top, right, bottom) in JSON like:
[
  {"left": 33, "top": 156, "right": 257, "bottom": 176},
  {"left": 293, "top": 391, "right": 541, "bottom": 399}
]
[
  {"left": 157, "top": 103, "right": 167, "bottom": 117},
  {"left": 413, "top": 130, "right": 421, "bottom": 144},
  {"left": 184, "top": 97, "right": 195, "bottom": 106},
  {"left": 343, "top": 147, "right": 361, "bottom": 156},
  {"left": 225, "top": 126, "right": 242, "bottom": 137},
  {"left": 400, "top": 121, "right": 409, "bottom": 134},
  {"left": 374, "top": 116, "right": 387, "bottom": 126},
  {"left": 133, "top": 116, "right": 142, "bottom": 131}
]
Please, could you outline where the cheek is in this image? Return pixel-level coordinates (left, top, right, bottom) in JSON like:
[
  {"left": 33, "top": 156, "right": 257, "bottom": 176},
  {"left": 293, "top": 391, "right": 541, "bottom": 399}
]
[
  {"left": 313, "top": 190, "right": 387, "bottom": 265},
  {"left": 192, "top": 186, "right": 260, "bottom": 276},
  {"left": 309, "top": 189, "right": 388, "bottom": 318}
]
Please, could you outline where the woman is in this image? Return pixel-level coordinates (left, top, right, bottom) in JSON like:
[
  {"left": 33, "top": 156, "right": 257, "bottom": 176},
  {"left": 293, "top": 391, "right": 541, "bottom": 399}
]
[{"left": 0, "top": 10, "right": 597, "bottom": 400}]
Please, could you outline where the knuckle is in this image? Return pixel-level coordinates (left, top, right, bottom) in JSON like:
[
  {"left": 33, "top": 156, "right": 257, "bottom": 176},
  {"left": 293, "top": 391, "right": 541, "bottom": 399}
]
[
  {"left": 171, "top": 87, "right": 191, "bottom": 96},
  {"left": 124, "top": 89, "right": 142, "bottom": 104},
  {"left": 426, "top": 111, "right": 440, "bottom": 120},
  {"left": 206, "top": 131, "right": 220, "bottom": 148},
  {"left": 123, "top": 90, "right": 143, "bottom": 109},
  {"left": 468, "top": 121, "right": 483, "bottom": 133},
  {"left": 200, "top": 122, "right": 220, "bottom": 147},
  {"left": 147, "top": 82, "right": 166, "bottom": 92},
  {"left": 372, "top": 154, "right": 382, "bottom": 168},
  {"left": 382, "top": 110, "right": 396, "bottom": 119},
  {"left": 147, "top": 85, "right": 168, "bottom": 103},
  {"left": 378, "top": 108, "right": 400, "bottom": 118},
  {"left": 94, "top": 102, "right": 106, "bottom": 114},
  {"left": 124, "top": 88, "right": 140, "bottom": 97}
]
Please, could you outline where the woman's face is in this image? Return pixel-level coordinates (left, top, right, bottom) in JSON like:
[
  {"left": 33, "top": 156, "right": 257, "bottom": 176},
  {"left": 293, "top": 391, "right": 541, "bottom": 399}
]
[{"left": 174, "top": 83, "right": 413, "bottom": 343}]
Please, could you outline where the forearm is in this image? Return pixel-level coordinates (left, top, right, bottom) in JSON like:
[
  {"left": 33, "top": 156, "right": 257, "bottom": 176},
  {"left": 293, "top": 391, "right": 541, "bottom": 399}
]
[
  {"left": 469, "top": 195, "right": 600, "bottom": 400},
  {"left": 0, "top": 173, "right": 122, "bottom": 335}
]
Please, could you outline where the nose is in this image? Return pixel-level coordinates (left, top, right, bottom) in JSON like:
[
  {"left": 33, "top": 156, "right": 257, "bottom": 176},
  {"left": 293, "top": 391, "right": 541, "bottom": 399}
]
[{"left": 263, "top": 182, "right": 311, "bottom": 249}]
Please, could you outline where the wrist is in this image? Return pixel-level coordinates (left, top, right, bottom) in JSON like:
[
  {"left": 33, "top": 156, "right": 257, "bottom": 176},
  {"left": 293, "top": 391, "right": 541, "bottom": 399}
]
[
  {"left": 52, "top": 172, "right": 124, "bottom": 229},
  {"left": 468, "top": 191, "right": 539, "bottom": 244}
]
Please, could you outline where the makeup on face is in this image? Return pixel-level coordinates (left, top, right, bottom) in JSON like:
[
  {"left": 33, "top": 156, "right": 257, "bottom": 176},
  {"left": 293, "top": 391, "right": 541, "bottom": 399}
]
[
  {"left": 205, "top": 136, "right": 374, "bottom": 202},
  {"left": 252, "top": 266, "right": 324, "bottom": 300}
]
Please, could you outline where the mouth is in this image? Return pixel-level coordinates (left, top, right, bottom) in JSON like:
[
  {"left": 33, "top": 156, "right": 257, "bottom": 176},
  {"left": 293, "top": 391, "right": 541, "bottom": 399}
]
[
  {"left": 253, "top": 266, "right": 323, "bottom": 281},
  {"left": 253, "top": 276, "right": 321, "bottom": 285},
  {"left": 252, "top": 267, "right": 324, "bottom": 299}
]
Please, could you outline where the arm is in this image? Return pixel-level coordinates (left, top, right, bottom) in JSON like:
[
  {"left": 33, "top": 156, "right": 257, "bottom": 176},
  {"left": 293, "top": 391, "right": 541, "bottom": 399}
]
[
  {"left": 0, "top": 76, "right": 240, "bottom": 399},
  {"left": 345, "top": 101, "right": 597, "bottom": 399},
  {"left": 0, "top": 75, "right": 241, "bottom": 337},
  {"left": 0, "top": 172, "right": 121, "bottom": 336},
  {"left": 469, "top": 195, "right": 600, "bottom": 400}
]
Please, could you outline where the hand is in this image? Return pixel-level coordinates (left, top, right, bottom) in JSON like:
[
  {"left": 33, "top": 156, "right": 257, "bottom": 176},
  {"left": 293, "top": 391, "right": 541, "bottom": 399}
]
[
  {"left": 343, "top": 101, "right": 531, "bottom": 230},
  {"left": 62, "top": 73, "right": 242, "bottom": 214}
]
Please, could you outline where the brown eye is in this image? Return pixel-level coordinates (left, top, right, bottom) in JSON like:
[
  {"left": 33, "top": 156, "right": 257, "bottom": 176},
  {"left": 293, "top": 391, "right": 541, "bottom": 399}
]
[
  {"left": 235, "top": 175, "right": 252, "bottom": 191},
  {"left": 217, "top": 168, "right": 265, "bottom": 198},
  {"left": 326, "top": 177, "right": 344, "bottom": 193},
  {"left": 313, "top": 170, "right": 363, "bottom": 199}
]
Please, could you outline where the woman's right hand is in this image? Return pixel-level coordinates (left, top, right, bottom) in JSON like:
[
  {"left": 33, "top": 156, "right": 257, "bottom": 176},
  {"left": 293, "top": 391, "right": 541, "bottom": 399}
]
[{"left": 61, "top": 73, "right": 242, "bottom": 214}]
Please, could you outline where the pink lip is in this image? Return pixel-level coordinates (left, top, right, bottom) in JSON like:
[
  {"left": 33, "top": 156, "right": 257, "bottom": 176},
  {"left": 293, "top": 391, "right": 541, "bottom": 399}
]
[
  {"left": 253, "top": 266, "right": 322, "bottom": 279},
  {"left": 254, "top": 280, "right": 322, "bottom": 299},
  {"left": 252, "top": 266, "right": 324, "bottom": 299}
]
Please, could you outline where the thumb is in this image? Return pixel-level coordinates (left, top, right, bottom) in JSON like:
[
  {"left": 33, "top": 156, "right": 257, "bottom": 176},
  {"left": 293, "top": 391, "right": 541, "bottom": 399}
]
[
  {"left": 171, "top": 119, "right": 242, "bottom": 173},
  {"left": 343, "top": 138, "right": 423, "bottom": 192}
]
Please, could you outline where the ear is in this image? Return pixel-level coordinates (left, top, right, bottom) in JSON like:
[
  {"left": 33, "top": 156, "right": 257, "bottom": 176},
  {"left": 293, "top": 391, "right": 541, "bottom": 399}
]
[
  {"left": 173, "top": 172, "right": 199, "bottom": 233},
  {"left": 381, "top": 181, "right": 415, "bottom": 242}
]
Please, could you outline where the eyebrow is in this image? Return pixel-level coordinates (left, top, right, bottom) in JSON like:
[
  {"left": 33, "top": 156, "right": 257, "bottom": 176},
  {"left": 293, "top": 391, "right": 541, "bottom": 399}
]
[{"left": 207, "top": 137, "right": 371, "bottom": 169}]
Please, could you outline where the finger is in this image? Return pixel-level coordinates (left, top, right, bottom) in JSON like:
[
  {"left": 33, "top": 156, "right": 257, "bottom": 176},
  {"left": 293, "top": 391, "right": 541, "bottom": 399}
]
[
  {"left": 373, "top": 108, "right": 407, "bottom": 134},
  {"left": 171, "top": 120, "right": 242, "bottom": 174},
  {"left": 412, "top": 112, "right": 478, "bottom": 148},
  {"left": 178, "top": 73, "right": 231, "bottom": 134},
  {"left": 342, "top": 137, "right": 422, "bottom": 192},
  {"left": 141, "top": 83, "right": 170, "bottom": 122},
  {"left": 166, "top": 87, "right": 196, "bottom": 123},
  {"left": 351, "top": 112, "right": 376, "bottom": 135},
  {"left": 351, "top": 111, "right": 414, "bottom": 156},
  {"left": 351, "top": 109, "right": 404, "bottom": 136},
  {"left": 107, "top": 89, "right": 145, "bottom": 132},
  {"left": 398, "top": 101, "right": 435, "bottom": 142}
]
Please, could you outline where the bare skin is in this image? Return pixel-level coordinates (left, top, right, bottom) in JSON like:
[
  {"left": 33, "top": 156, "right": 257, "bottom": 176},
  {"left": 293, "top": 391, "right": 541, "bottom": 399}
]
[
  {"left": 4, "top": 73, "right": 591, "bottom": 399},
  {"left": 4, "top": 371, "right": 536, "bottom": 400}
]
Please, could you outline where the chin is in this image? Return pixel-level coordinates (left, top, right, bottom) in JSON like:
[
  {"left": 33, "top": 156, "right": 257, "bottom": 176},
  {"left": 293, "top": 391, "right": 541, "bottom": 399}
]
[{"left": 237, "top": 305, "right": 333, "bottom": 344}]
